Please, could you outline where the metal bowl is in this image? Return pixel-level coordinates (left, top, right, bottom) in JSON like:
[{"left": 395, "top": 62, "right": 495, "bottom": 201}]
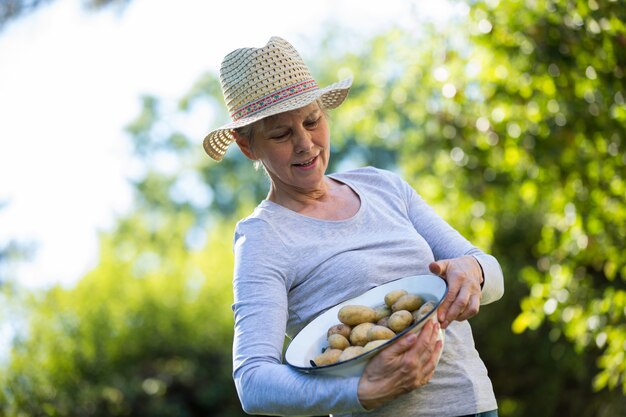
[{"left": 285, "top": 274, "right": 447, "bottom": 377}]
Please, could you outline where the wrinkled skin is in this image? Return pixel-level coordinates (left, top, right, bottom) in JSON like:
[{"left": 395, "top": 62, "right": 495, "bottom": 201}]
[
  {"left": 358, "top": 319, "right": 442, "bottom": 410},
  {"left": 429, "top": 255, "right": 484, "bottom": 329}
]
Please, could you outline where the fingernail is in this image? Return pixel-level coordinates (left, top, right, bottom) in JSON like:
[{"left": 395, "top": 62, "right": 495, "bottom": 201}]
[{"left": 407, "top": 333, "right": 417, "bottom": 343}]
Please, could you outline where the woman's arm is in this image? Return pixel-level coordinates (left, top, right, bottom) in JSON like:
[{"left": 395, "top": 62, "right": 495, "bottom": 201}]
[
  {"left": 400, "top": 178, "right": 504, "bottom": 328},
  {"left": 232, "top": 220, "right": 367, "bottom": 415}
]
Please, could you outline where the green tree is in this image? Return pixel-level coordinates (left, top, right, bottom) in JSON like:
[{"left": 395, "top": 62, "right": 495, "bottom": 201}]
[
  {"left": 0, "top": 0, "right": 127, "bottom": 31},
  {"left": 3, "top": 1, "right": 626, "bottom": 416},
  {"left": 465, "top": 1, "right": 626, "bottom": 414},
  {"left": 326, "top": 1, "right": 625, "bottom": 416},
  {"left": 0, "top": 213, "right": 243, "bottom": 416},
  {"left": 470, "top": 0, "right": 626, "bottom": 397},
  {"left": 304, "top": 2, "right": 626, "bottom": 414}
]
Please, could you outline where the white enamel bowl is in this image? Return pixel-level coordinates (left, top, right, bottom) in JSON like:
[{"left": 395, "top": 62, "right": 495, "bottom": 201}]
[{"left": 285, "top": 274, "right": 447, "bottom": 377}]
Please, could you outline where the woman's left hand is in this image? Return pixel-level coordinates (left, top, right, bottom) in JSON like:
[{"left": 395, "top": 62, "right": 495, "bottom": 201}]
[{"left": 429, "top": 256, "right": 483, "bottom": 329}]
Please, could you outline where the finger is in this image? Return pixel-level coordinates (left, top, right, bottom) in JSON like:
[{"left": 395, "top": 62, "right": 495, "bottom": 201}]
[
  {"left": 445, "top": 283, "right": 471, "bottom": 323},
  {"left": 429, "top": 260, "right": 448, "bottom": 277},
  {"left": 425, "top": 321, "right": 440, "bottom": 350},
  {"left": 389, "top": 331, "right": 418, "bottom": 355},
  {"left": 407, "top": 321, "right": 435, "bottom": 356},
  {"left": 366, "top": 331, "right": 417, "bottom": 374},
  {"left": 429, "top": 339, "right": 443, "bottom": 366},
  {"left": 426, "top": 338, "right": 443, "bottom": 366},
  {"left": 438, "top": 279, "right": 460, "bottom": 324},
  {"left": 457, "top": 293, "right": 481, "bottom": 322},
  {"left": 414, "top": 320, "right": 434, "bottom": 343},
  {"left": 413, "top": 321, "right": 439, "bottom": 361},
  {"left": 416, "top": 338, "right": 443, "bottom": 386}
]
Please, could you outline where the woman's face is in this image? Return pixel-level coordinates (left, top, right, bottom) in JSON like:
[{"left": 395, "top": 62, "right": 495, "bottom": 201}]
[{"left": 239, "top": 101, "right": 330, "bottom": 194}]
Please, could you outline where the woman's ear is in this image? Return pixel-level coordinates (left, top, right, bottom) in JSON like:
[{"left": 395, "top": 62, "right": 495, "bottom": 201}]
[{"left": 232, "top": 130, "right": 257, "bottom": 161}]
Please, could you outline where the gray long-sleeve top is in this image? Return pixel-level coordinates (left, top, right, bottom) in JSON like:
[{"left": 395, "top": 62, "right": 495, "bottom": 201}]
[{"left": 232, "top": 167, "right": 504, "bottom": 417}]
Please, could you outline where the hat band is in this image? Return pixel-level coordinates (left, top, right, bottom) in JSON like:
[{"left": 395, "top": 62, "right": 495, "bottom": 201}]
[{"left": 230, "top": 79, "right": 319, "bottom": 121}]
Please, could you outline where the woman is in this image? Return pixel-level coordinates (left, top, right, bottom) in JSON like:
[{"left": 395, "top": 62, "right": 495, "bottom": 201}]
[{"left": 203, "top": 36, "right": 504, "bottom": 417}]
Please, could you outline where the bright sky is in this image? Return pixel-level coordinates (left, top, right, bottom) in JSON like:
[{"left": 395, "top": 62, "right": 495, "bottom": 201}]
[{"left": 0, "top": 0, "right": 461, "bottom": 290}]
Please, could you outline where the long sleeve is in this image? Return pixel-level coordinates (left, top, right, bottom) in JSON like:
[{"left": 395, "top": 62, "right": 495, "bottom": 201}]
[
  {"left": 472, "top": 253, "right": 505, "bottom": 304},
  {"left": 232, "top": 219, "right": 366, "bottom": 416},
  {"left": 229, "top": 166, "right": 501, "bottom": 417},
  {"left": 399, "top": 174, "right": 504, "bottom": 305}
]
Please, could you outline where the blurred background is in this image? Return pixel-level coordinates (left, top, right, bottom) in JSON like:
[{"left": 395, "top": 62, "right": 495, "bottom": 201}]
[{"left": 0, "top": 0, "right": 625, "bottom": 416}]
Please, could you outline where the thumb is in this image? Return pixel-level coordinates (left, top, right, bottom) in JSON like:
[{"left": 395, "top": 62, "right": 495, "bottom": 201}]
[
  {"left": 388, "top": 332, "right": 417, "bottom": 355},
  {"left": 429, "top": 260, "right": 448, "bottom": 277}
]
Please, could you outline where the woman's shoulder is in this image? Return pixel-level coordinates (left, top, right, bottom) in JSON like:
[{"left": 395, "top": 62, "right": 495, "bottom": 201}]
[
  {"left": 235, "top": 202, "right": 282, "bottom": 238},
  {"left": 332, "top": 166, "right": 406, "bottom": 188}
]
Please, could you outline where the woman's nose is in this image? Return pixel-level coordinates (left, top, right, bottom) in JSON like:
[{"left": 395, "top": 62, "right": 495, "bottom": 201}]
[{"left": 292, "top": 128, "right": 313, "bottom": 153}]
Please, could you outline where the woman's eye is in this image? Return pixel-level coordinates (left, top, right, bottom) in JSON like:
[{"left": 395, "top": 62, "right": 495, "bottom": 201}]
[
  {"left": 305, "top": 118, "right": 320, "bottom": 128},
  {"left": 271, "top": 131, "right": 289, "bottom": 140}
]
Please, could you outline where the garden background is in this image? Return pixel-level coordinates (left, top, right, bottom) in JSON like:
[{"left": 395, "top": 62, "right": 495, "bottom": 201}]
[{"left": 1, "top": 0, "right": 625, "bottom": 416}]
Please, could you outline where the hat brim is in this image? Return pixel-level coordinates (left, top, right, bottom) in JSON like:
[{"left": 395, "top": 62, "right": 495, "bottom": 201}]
[{"left": 203, "top": 77, "right": 352, "bottom": 161}]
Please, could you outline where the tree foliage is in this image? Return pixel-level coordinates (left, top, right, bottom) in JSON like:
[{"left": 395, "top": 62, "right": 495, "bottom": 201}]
[
  {"left": 316, "top": 3, "right": 625, "bottom": 412},
  {"left": 0, "top": 0, "right": 128, "bottom": 31},
  {"left": 467, "top": 0, "right": 626, "bottom": 401},
  {"left": 1, "top": 214, "right": 242, "bottom": 416},
  {"left": 320, "top": 1, "right": 626, "bottom": 415},
  {"left": 476, "top": 0, "right": 626, "bottom": 396},
  {"left": 2, "top": 1, "right": 626, "bottom": 416}
]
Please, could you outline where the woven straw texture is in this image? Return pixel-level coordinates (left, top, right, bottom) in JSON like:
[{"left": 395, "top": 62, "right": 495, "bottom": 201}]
[{"left": 203, "top": 37, "right": 352, "bottom": 161}]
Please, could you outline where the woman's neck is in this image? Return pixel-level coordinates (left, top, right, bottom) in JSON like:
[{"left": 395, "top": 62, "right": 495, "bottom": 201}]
[
  {"left": 268, "top": 177, "right": 360, "bottom": 220},
  {"left": 268, "top": 176, "right": 331, "bottom": 210}
]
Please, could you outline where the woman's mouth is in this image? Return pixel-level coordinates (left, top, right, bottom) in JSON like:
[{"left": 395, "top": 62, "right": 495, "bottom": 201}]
[{"left": 293, "top": 155, "right": 317, "bottom": 168}]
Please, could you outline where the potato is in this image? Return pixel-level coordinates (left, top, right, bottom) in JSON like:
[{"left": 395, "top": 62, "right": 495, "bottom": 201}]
[
  {"left": 384, "top": 289, "right": 408, "bottom": 307},
  {"left": 350, "top": 322, "right": 375, "bottom": 346},
  {"left": 372, "top": 304, "right": 392, "bottom": 321},
  {"left": 310, "top": 289, "right": 433, "bottom": 367},
  {"left": 338, "top": 346, "right": 365, "bottom": 362},
  {"left": 388, "top": 310, "right": 414, "bottom": 333},
  {"left": 338, "top": 305, "right": 377, "bottom": 326},
  {"left": 327, "top": 323, "right": 352, "bottom": 339},
  {"left": 328, "top": 333, "right": 350, "bottom": 350},
  {"left": 377, "top": 316, "right": 390, "bottom": 328},
  {"left": 412, "top": 300, "right": 437, "bottom": 322},
  {"left": 313, "top": 348, "right": 342, "bottom": 366},
  {"left": 363, "top": 339, "right": 388, "bottom": 353},
  {"left": 391, "top": 293, "right": 424, "bottom": 312},
  {"left": 367, "top": 325, "right": 396, "bottom": 342}
]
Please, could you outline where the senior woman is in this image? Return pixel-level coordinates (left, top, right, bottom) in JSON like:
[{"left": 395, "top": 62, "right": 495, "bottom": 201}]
[{"left": 202, "top": 37, "right": 504, "bottom": 417}]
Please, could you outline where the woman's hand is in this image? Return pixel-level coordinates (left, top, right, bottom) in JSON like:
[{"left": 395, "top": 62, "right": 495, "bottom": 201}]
[
  {"left": 429, "top": 255, "right": 484, "bottom": 329},
  {"left": 357, "top": 319, "right": 442, "bottom": 410}
]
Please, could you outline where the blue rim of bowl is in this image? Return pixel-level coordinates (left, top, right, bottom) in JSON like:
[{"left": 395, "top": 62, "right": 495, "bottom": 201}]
[{"left": 286, "top": 276, "right": 449, "bottom": 373}]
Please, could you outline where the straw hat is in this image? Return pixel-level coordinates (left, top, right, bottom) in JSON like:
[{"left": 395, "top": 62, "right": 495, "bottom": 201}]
[{"left": 203, "top": 36, "right": 353, "bottom": 161}]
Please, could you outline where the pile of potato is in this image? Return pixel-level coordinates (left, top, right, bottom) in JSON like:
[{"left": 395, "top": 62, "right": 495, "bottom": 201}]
[{"left": 312, "top": 289, "right": 437, "bottom": 366}]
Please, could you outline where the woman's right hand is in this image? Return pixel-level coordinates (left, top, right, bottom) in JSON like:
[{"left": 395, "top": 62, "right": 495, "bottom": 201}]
[{"left": 357, "top": 319, "right": 442, "bottom": 410}]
